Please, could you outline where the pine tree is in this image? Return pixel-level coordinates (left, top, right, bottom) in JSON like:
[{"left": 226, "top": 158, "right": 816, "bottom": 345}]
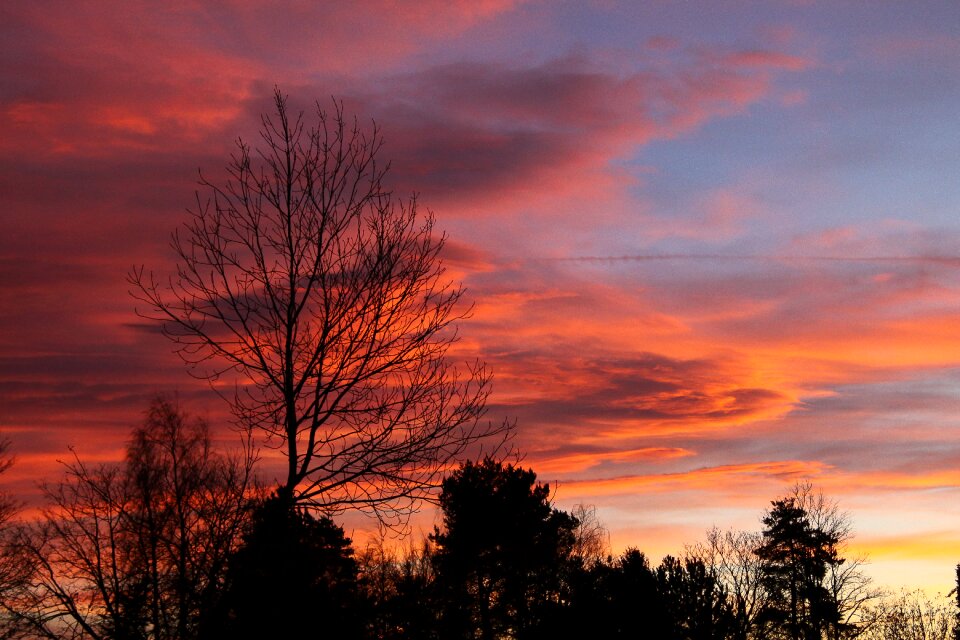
[
  {"left": 430, "top": 459, "right": 577, "bottom": 640},
  {"left": 756, "top": 497, "right": 842, "bottom": 640}
]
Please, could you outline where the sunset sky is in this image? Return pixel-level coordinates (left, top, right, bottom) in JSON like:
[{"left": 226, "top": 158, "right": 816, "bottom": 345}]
[{"left": 3, "top": 1, "right": 960, "bottom": 593}]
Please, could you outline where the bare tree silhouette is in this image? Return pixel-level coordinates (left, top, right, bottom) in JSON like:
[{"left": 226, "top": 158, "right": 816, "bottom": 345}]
[
  {"left": 789, "top": 483, "right": 879, "bottom": 640},
  {"left": 0, "top": 437, "right": 34, "bottom": 639},
  {"left": 130, "top": 89, "right": 509, "bottom": 525},
  {"left": 688, "top": 528, "right": 768, "bottom": 640},
  {"left": 5, "top": 398, "right": 256, "bottom": 640}
]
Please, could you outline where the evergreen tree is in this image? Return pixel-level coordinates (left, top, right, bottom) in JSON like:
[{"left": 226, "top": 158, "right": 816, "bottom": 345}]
[
  {"left": 757, "top": 497, "right": 842, "bottom": 640},
  {"left": 549, "top": 548, "right": 672, "bottom": 639},
  {"left": 657, "top": 555, "right": 735, "bottom": 640},
  {"left": 431, "top": 458, "right": 577, "bottom": 640},
  {"left": 214, "top": 494, "right": 361, "bottom": 639}
]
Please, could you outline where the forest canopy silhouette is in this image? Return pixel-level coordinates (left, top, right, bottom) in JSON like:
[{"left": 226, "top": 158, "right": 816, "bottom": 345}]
[{"left": 1, "top": 414, "right": 955, "bottom": 639}]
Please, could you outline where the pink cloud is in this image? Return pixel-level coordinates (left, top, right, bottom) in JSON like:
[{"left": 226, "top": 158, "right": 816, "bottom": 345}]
[{"left": 1, "top": 1, "right": 524, "bottom": 160}]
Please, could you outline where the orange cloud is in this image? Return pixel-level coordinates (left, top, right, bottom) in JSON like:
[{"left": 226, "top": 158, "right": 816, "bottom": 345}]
[
  {"left": 820, "top": 468, "right": 960, "bottom": 493},
  {"left": 721, "top": 49, "right": 814, "bottom": 72},
  {"left": 556, "top": 460, "right": 831, "bottom": 499},
  {"left": 529, "top": 446, "right": 694, "bottom": 474}
]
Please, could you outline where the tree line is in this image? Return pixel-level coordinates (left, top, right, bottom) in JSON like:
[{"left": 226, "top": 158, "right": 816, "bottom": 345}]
[{"left": 0, "top": 408, "right": 956, "bottom": 639}]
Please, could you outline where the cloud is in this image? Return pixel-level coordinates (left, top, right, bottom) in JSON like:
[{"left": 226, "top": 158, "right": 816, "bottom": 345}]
[
  {"left": 0, "top": 1, "right": 522, "bottom": 159},
  {"left": 328, "top": 49, "right": 810, "bottom": 219},
  {"left": 556, "top": 459, "right": 831, "bottom": 499},
  {"left": 529, "top": 446, "right": 695, "bottom": 475},
  {"left": 438, "top": 217, "right": 960, "bottom": 510},
  {"left": 718, "top": 49, "right": 813, "bottom": 72},
  {"left": 548, "top": 224, "right": 960, "bottom": 375},
  {"left": 857, "top": 531, "right": 960, "bottom": 562}
]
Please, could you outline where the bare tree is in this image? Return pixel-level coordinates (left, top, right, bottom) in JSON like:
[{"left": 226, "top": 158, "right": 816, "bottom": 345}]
[
  {"left": 688, "top": 527, "right": 768, "bottom": 640},
  {"left": 790, "top": 483, "right": 881, "bottom": 639},
  {"left": 0, "top": 437, "right": 35, "bottom": 640},
  {"left": 861, "top": 591, "right": 955, "bottom": 640},
  {"left": 570, "top": 504, "right": 610, "bottom": 567},
  {"left": 357, "top": 533, "right": 438, "bottom": 638},
  {"left": 4, "top": 397, "right": 257, "bottom": 640},
  {"left": 130, "top": 89, "right": 508, "bottom": 524}
]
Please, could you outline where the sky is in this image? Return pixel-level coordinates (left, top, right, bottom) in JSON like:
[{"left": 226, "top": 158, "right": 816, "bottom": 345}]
[{"left": 2, "top": 0, "right": 960, "bottom": 594}]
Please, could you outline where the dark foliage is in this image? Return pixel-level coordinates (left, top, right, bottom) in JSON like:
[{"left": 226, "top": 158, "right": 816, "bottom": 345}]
[
  {"left": 358, "top": 537, "right": 439, "bottom": 640},
  {"left": 955, "top": 564, "right": 960, "bottom": 640},
  {"left": 0, "top": 432, "right": 933, "bottom": 640},
  {"left": 430, "top": 458, "right": 578, "bottom": 640},
  {"left": 214, "top": 494, "right": 361, "bottom": 639},
  {"left": 569, "top": 548, "right": 667, "bottom": 638},
  {"left": 657, "top": 555, "right": 735, "bottom": 640},
  {"left": 757, "top": 497, "right": 842, "bottom": 640}
]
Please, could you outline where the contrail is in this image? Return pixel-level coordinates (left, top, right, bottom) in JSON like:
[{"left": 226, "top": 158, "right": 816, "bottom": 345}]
[{"left": 556, "top": 254, "right": 960, "bottom": 265}]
